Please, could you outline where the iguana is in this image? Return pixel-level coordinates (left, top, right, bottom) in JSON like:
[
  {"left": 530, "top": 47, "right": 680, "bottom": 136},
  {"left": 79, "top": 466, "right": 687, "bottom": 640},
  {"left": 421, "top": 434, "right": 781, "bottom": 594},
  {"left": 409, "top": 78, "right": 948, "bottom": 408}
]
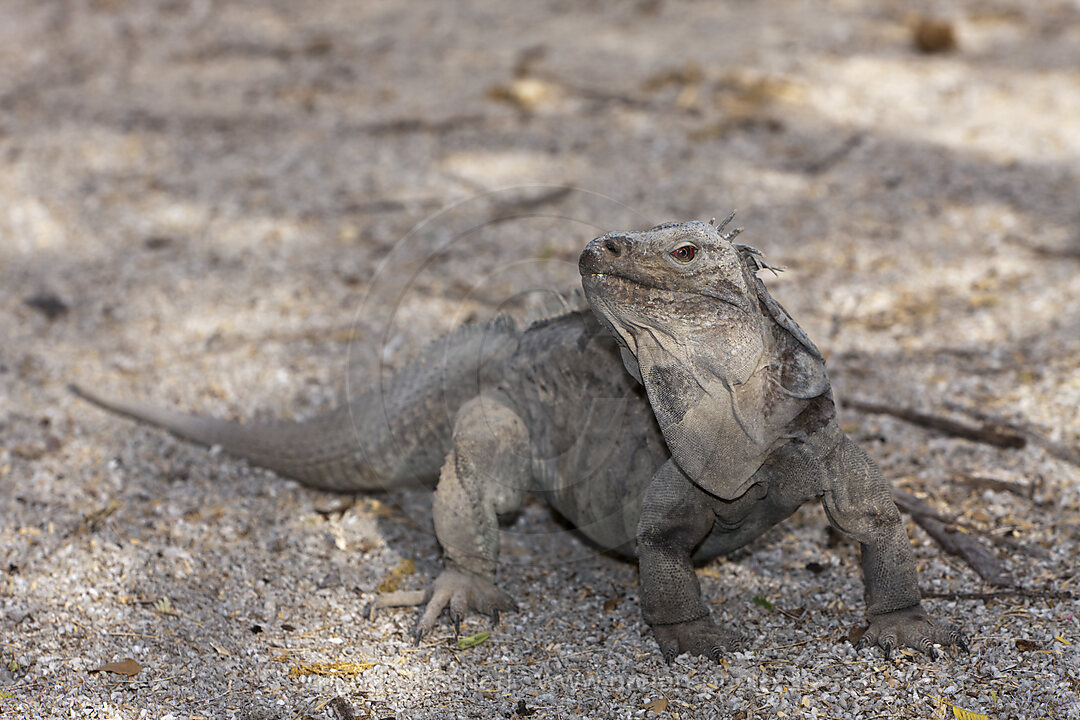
[
  {"left": 71, "top": 216, "right": 966, "bottom": 662},
  {"left": 579, "top": 215, "right": 967, "bottom": 661}
]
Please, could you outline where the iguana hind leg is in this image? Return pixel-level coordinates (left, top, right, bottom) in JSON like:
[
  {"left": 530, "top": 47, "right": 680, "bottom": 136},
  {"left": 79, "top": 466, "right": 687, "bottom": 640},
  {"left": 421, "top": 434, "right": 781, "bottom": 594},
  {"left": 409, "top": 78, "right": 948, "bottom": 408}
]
[{"left": 415, "top": 392, "right": 530, "bottom": 638}]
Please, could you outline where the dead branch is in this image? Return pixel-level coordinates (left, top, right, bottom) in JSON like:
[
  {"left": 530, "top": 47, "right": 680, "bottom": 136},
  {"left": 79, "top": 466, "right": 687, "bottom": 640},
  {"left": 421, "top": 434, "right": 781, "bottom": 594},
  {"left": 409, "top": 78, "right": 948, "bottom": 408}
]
[
  {"left": 892, "top": 490, "right": 1015, "bottom": 587},
  {"left": 954, "top": 473, "right": 1035, "bottom": 501},
  {"left": 945, "top": 401, "right": 1080, "bottom": 468},
  {"left": 921, "top": 587, "right": 1075, "bottom": 601},
  {"left": 845, "top": 398, "right": 1026, "bottom": 449}
]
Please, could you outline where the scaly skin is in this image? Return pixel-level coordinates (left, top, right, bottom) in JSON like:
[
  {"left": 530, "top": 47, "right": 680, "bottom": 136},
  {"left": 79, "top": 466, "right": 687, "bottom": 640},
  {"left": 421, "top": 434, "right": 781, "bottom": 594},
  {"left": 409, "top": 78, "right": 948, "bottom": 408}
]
[
  {"left": 580, "top": 217, "right": 968, "bottom": 663},
  {"left": 73, "top": 218, "right": 967, "bottom": 664},
  {"left": 72, "top": 310, "right": 671, "bottom": 638}
]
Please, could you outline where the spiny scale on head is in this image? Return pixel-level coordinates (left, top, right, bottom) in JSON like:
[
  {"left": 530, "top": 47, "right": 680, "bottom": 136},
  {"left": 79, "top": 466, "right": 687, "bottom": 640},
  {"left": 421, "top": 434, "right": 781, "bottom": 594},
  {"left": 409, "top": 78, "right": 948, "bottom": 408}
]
[
  {"left": 708, "top": 212, "right": 778, "bottom": 274},
  {"left": 711, "top": 210, "right": 743, "bottom": 242}
]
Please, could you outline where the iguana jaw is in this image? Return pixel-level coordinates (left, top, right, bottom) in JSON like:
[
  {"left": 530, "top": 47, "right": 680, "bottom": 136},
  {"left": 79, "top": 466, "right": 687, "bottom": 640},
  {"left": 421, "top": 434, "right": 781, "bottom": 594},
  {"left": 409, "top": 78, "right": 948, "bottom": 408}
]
[{"left": 580, "top": 270, "right": 752, "bottom": 318}]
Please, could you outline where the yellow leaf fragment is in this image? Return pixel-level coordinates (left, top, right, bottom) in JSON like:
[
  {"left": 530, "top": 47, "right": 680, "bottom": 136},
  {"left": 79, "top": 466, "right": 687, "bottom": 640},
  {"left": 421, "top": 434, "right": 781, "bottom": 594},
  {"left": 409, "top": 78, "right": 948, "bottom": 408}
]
[
  {"left": 377, "top": 558, "right": 416, "bottom": 593},
  {"left": 487, "top": 78, "right": 560, "bottom": 111},
  {"left": 152, "top": 597, "right": 179, "bottom": 616},
  {"left": 359, "top": 498, "right": 396, "bottom": 518},
  {"left": 288, "top": 660, "right": 377, "bottom": 679},
  {"left": 951, "top": 705, "right": 988, "bottom": 720}
]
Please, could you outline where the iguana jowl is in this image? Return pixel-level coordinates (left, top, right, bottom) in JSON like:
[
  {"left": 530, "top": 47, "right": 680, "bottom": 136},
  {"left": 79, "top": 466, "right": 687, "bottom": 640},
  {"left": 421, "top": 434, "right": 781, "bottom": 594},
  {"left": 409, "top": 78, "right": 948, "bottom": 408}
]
[
  {"left": 72, "top": 217, "right": 966, "bottom": 662},
  {"left": 579, "top": 216, "right": 967, "bottom": 661}
]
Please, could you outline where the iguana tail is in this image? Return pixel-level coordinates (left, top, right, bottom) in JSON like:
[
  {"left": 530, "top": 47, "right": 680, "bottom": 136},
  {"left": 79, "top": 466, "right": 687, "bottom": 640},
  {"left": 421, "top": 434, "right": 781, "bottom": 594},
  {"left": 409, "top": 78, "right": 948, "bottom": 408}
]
[
  {"left": 70, "top": 384, "right": 382, "bottom": 490},
  {"left": 70, "top": 316, "right": 519, "bottom": 492}
]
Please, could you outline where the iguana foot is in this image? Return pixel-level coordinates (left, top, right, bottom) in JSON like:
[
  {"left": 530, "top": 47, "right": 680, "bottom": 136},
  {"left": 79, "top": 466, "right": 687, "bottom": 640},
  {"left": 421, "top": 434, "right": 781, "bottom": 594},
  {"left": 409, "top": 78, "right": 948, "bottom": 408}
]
[
  {"left": 651, "top": 617, "right": 745, "bottom": 664},
  {"left": 414, "top": 568, "right": 517, "bottom": 640},
  {"left": 855, "top": 606, "right": 969, "bottom": 660}
]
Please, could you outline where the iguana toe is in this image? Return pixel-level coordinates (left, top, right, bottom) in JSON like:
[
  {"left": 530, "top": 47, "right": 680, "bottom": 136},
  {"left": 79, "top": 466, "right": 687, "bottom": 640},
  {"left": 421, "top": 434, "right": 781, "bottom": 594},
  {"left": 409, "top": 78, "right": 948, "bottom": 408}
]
[
  {"left": 416, "top": 568, "right": 518, "bottom": 636},
  {"left": 651, "top": 617, "right": 744, "bottom": 664},
  {"left": 857, "top": 606, "right": 968, "bottom": 660}
]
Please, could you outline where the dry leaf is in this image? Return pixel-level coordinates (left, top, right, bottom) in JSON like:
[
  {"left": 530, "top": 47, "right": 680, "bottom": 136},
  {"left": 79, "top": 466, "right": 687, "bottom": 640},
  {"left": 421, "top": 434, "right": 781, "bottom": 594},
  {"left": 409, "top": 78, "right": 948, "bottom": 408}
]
[
  {"left": 848, "top": 625, "right": 868, "bottom": 645},
  {"left": 1014, "top": 638, "right": 1038, "bottom": 651},
  {"left": 780, "top": 606, "right": 806, "bottom": 620},
  {"left": 288, "top": 660, "right": 376, "bottom": 679},
  {"left": 912, "top": 17, "right": 957, "bottom": 54},
  {"left": 328, "top": 696, "right": 361, "bottom": 720},
  {"left": 931, "top": 696, "right": 988, "bottom": 720},
  {"left": 90, "top": 658, "right": 142, "bottom": 676},
  {"left": 643, "top": 697, "right": 668, "bottom": 713}
]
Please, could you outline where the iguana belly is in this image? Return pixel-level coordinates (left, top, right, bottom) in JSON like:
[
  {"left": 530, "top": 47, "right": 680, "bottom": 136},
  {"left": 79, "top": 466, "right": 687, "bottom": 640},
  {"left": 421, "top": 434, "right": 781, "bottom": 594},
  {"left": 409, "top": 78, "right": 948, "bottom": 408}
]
[{"left": 532, "top": 402, "right": 668, "bottom": 556}]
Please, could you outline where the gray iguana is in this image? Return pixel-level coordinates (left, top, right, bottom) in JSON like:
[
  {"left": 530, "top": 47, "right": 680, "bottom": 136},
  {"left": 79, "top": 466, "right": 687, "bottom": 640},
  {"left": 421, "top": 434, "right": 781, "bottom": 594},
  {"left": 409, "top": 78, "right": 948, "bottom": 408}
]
[
  {"left": 578, "top": 215, "right": 966, "bottom": 661},
  {"left": 71, "top": 216, "right": 966, "bottom": 662}
]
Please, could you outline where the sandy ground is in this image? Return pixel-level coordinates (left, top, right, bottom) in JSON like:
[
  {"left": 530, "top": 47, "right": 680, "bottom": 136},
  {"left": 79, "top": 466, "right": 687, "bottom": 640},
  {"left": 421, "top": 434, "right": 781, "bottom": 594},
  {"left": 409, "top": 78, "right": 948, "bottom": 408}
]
[{"left": 2, "top": 1, "right": 1079, "bottom": 718}]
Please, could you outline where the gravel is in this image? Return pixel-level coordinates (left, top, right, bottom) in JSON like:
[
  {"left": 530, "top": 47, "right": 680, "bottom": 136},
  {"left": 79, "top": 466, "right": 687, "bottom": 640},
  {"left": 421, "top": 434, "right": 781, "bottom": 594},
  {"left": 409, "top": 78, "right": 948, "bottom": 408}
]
[{"left": 2, "top": 0, "right": 1079, "bottom": 718}]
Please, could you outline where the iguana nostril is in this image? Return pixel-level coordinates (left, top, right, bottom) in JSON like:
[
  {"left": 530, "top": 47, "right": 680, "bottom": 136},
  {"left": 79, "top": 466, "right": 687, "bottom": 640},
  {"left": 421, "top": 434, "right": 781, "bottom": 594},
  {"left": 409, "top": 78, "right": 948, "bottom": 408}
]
[{"left": 603, "top": 235, "right": 630, "bottom": 256}]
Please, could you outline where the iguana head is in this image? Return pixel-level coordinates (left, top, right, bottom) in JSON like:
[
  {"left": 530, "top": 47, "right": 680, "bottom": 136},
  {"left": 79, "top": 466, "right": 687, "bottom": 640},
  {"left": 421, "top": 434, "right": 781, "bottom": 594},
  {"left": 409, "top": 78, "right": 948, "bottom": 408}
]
[{"left": 579, "top": 216, "right": 829, "bottom": 499}]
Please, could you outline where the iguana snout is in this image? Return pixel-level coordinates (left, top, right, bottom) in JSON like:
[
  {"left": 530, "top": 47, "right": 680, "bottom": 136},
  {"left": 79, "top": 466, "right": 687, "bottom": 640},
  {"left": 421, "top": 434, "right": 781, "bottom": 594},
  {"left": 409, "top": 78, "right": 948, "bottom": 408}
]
[{"left": 578, "top": 220, "right": 756, "bottom": 317}]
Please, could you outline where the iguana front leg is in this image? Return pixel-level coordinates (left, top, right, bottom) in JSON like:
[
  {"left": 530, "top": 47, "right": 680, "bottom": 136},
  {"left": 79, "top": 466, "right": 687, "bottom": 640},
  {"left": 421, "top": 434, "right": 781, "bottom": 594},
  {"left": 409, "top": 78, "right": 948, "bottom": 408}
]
[
  {"left": 637, "top": 459, "right": 743, "bottom": 663},
  {"left": 822, "top": 436, "right": 968, "bottom": 658},
  {"left": 417, "top": 393, "right": 530, "bottom": 638}
]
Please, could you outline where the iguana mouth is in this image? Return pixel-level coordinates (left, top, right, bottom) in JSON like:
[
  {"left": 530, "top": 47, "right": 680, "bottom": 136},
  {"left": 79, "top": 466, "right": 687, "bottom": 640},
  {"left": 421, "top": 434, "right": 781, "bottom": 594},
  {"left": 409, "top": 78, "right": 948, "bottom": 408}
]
[{"left": 582, "top": 271, "right": 753, "bottom": 315}]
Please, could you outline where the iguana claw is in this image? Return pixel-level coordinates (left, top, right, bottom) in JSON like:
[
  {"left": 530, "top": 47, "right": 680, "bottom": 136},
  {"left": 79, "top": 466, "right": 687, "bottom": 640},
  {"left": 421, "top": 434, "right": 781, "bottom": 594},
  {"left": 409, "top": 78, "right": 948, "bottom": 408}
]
[
  {"left": 855, "top": 606, "right": 967, "bottom": 659},
  {"left": 650, "top": 617, "right": 744, "bottom": 664},
  {"left": 416, "top": 568, "right": 518, "bottom": 636}
]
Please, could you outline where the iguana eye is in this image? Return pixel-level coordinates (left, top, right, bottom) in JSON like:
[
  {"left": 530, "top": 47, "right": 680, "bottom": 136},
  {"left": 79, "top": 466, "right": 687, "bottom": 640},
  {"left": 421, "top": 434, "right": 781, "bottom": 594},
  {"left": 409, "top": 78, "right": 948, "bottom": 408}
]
[{"left": 671, "top": 245, "right": 696, "bottom": 262}]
